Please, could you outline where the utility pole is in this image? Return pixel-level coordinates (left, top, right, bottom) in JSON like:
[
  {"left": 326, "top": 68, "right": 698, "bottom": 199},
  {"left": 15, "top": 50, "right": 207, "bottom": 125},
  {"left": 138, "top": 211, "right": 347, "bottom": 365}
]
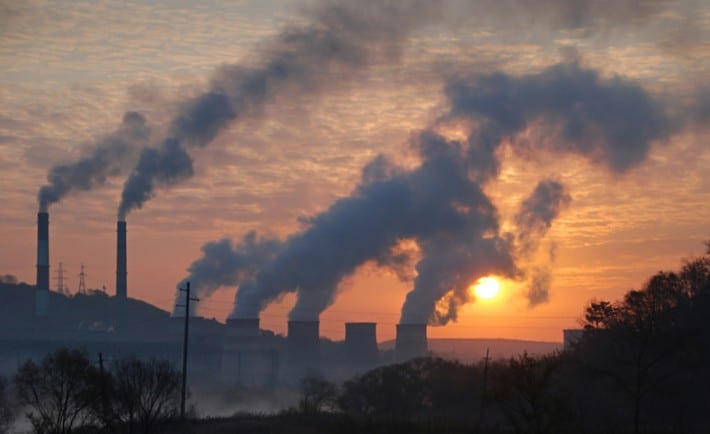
[
  {"left": 98, "top": 352, "right": 113, "bottom": 432},
  {"left": 176, "top": 281, "right": 198, "bottom": 420},
  {"left": 477, "top": 347, "right": 491, "bottom": 431}
]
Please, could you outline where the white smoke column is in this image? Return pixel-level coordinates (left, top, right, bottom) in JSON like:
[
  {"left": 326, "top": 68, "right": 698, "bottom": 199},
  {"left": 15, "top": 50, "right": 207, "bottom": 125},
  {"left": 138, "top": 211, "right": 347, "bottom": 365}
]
[{"left": 173, "top": 232, "right": 282, "bottom": 316}]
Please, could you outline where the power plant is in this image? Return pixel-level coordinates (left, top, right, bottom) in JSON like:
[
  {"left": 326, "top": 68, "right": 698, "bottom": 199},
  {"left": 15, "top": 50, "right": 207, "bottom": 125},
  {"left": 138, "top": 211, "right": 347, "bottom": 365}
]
[{"left": 16, "top": 210, "right": 432, "bottom": 388}]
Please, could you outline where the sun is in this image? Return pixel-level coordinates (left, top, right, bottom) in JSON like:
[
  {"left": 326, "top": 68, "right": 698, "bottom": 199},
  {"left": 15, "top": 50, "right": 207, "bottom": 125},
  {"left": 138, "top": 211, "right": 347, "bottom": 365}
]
[{"left": 472, "top": 276, "right": 500, "bottom": 300}]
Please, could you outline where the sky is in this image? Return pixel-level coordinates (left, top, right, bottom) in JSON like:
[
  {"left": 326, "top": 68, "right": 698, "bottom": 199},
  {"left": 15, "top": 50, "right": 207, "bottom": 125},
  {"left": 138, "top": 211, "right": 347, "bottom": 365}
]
[{"left": 1, "top": 0, "right": 708, "bottom": 342}]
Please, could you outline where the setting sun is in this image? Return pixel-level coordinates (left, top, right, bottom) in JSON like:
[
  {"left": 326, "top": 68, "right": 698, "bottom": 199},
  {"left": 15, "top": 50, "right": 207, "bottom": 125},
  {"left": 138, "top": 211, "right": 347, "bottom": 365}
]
[{"left": 472, "top": 276, "right": 500, "bottom": 300}]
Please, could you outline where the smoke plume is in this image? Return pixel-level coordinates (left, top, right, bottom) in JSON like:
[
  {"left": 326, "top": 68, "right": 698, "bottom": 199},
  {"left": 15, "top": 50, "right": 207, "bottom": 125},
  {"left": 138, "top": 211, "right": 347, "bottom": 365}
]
[
  {"left": 233, "top": 131, "right": 501, "bottom": 320},
  {"left": 37, "top": 112, "right": 150, "bottom": 212},
  {"left": 117, "top": 0, "right": 445, "bottom": 217},
  {"left": 515, "top": 180, "right": 571, "bottom": 257},
  {"left": 444, "top": 61, "right": 671, "bottom": 173},
  {"left": 37, "top": 0, "right": 687, "bottom": 214},
  {"left": 173, "top": 232, "right": 282, "bottom": 315},
  {"left": 227, "top": 61, "right": 671, "bottom": 325},
  {"left": 513, "top": 180, "right": 571, "bottom": 306}
]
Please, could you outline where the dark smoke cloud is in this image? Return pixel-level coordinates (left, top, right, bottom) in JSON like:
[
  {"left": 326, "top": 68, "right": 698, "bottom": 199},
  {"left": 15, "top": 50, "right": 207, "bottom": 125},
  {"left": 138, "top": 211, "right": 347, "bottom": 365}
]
[
  {"left": 526, "top": 267, "right": 551, "bottom": 307},
  {"left": 117, "top": 0, "right": 444, "bottom": 217},
  {"left": 173, "top": 232, "right": 282, "bottom": 316},
  {"left": 37, "top": 112, "right": 150, "bottom": 212},
  {"left": 445, "top": 61, "right": 672, "bottom": 173},
  {"left": 38, "top": 0, "right": 688, "bottom": 214},
  {"left": 233, "top": 131, "right": 494, "bottom": 320},
  {"left": 118, "top": 138, "right": 193, "bottom": 219},
  {"left": 513, "top": 180, "right": 571, "bottom": 306},
  {"left": 228, "top": 61, "right": 672, "bottom": 325},
  {"left": 515, "top": 179, "right": 571, "bottom": 257}
]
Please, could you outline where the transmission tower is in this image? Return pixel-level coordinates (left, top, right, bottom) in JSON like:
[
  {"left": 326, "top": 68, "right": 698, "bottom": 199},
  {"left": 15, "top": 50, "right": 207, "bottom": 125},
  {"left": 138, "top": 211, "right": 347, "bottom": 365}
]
[
  {"left": 55, "top": 262, "right": 68, "bottom": 295},
  {"left": 78, "top": 263, "right": 87, "bottom": 294}
]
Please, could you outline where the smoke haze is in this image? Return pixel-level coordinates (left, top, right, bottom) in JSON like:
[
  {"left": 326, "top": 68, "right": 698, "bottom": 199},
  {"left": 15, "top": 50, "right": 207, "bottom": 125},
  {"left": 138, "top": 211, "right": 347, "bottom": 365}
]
[
  {"left": 37, "top": 112, "right": 150, "bottom": 212},
  {"left": 228, "top": 60, "right": 674, "bottom": 325}
]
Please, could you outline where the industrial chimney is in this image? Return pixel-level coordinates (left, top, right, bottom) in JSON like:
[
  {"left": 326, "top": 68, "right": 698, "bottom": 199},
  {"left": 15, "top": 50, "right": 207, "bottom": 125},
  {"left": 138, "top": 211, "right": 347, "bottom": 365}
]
[
  {"left": 287, "top": 320, "right": 320, "bottom": 376},
  {"left": 116, "top": 220, "right": 127, "bottom": 299},
  {"left": 345, "top": 322, "right": 379, "bottom": 368},
  {"left": 35, "top": 212, "right": 50, "bottom": 317},
  {"left": 395, "top": 323, "right": 428, "bottom": 361}
]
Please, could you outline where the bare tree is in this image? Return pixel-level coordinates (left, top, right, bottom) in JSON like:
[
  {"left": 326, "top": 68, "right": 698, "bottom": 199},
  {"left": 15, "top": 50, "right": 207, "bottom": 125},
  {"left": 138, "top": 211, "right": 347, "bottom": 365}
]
[
  {"left": 14, "top": 348, "right": 99, "bottom": 434},
  {"left": 298, "top": 376, "right": 338, "bottom": 414},
  {"left": 109, "top": 357, "right": 181, "bottom": 434},
  {"left": 490, "top": 352, "right": 572, "bottom": 434},
  {"left": 0, "top": 375, "right": 17, "bottom": 433}
]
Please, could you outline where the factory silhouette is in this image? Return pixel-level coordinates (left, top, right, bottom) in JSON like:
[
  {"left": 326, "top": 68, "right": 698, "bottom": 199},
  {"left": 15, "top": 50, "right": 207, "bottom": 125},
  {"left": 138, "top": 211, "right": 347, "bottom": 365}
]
[{"left": 13, "top": 210, "right": 432, "bottom": 388}]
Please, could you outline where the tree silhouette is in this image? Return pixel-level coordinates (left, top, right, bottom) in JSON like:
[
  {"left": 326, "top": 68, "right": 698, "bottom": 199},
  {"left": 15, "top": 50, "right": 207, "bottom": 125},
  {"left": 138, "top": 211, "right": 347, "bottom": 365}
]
[
  {"left": 14, "top": 348, "right": 99, "bottom": 434},
  {"left": 108, "top": 357, "right": 181, "bottom": 434},
  {"left": 489, "top": 352, "right": 572, "bottom": 434},
  {"left": 298, "top": 376, "right": 338, "bottom": 414},
  {"left": 578, "top": 250, "right": 710, "bottom": 433},
  {"left": 0, "top": 375, "right": 16, "bottom": 433}
]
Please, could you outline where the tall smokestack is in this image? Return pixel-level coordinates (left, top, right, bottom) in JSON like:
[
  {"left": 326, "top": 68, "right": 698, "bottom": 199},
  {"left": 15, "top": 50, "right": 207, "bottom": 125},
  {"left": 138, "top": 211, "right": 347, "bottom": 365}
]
[
  {"left": 116, "top": 221, "right": 127, "bottom": 299},
  {"left": 287, "top": 320, "right": 320, "bottom": 377},
  {"left": 345, "top": 322, "right": 379, "bottom": 368},
  {"left": 35, "top": 212, "right": 50, "bottom": 317},
  {"left": 395, "top": 323, "right": 428, "bottom": 361}
]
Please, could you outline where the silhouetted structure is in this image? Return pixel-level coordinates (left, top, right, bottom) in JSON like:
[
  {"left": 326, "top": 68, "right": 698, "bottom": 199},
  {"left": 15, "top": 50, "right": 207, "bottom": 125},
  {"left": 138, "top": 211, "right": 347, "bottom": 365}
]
[
  {"left": 345, "top": 322, "right": 378, "bottom": 368},
  {"left": 116, "top": 221, "right": 127, "bottom": 300},
  {"left": 396, "top": 323, "right": 428, "bottom": 361},
  {"left": 35, "top": 212, "right": 50, "bottom": 317},
  {"left": 288, "top": 320, "right": 320, "bottom": 377},
  {"left": 222, "top": 318, "right": 278, "bottom": 387},
  {"left": 563, "top": 329, "right": 583, "bottom": 350}
]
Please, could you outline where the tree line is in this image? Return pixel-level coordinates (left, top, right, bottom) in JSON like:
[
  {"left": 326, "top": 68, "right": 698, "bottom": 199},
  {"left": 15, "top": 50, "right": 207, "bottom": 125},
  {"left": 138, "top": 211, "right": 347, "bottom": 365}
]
[
  {"left": 299, "top": 246, "right": 710, "bottom": 433},
  {"left": 1, "top": 351, "right": 181, "bottom": 434},
  {"left": 2, "top": 244, "right": 708, "bottom": 433}
]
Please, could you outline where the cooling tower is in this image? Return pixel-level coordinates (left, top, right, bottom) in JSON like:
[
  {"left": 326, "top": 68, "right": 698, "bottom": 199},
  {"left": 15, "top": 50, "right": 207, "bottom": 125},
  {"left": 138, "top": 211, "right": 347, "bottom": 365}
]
[
  {"left": 222, "top": 318, "right": 277, "bottom": 387},
  {"left": 35, "top": 212, "right": 50, "bottom": 317},
  {"left": 287, "top": 320, "right": 320, "bottom": 375},
  {"left": 345, "top": 322, "right": 379, "bottom": 367},
  {"left": 116, "top": 220, "right": 127, "bottom": 299},
  {"left": 395, "top": 323, "right": 428, "bottom": 361}
]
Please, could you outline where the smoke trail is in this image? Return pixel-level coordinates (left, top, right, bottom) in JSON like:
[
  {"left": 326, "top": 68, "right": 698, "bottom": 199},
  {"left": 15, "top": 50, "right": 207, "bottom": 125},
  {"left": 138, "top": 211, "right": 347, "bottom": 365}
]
[
  {"left": 514, "top": 180, "right": 571, "bottom": 306},
  {"left": 37, "top": 112, "right": 150, "bottom": 212},
  {"left": 227, "top": 61, "right": 674, "bottom": 324},
  {"left": 399, "top": 63, "right": 670, "bottom": 325},
  {"left": 173, "top": 232, "right": 282, "bottom": 315},
  {"left": 526, "top": 267, "right": 552, "bottom": 307},
  {"left": 118, "top": 138, "right": 193, "bottom": 219},
  {"left": 445, "top": 61, "right": 671, "bottom": 173},
  {"left": 232, "top": 131, "right": 489, "bottom": 320},
  {"left": 36, "top": 0, "right": 690, "bottom": 213},
  {"left": 515, "top": 179, "right": 571, "bottom": 257},
  {"left": 117, "top": 0, "right": 445, "bottom": 217}
]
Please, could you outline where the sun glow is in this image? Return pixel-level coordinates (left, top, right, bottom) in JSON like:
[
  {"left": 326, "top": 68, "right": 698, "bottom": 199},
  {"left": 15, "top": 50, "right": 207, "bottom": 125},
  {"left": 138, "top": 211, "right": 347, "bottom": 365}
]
[{"left": 472, "top": 276, "right": 500, "bottom": 300}]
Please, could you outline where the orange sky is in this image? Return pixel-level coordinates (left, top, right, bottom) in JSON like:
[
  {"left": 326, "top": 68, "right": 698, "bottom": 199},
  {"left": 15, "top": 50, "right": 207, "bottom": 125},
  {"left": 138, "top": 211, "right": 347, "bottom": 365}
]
[{"left": 1, "top": 0, "right": 708, "bottom": 343}]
